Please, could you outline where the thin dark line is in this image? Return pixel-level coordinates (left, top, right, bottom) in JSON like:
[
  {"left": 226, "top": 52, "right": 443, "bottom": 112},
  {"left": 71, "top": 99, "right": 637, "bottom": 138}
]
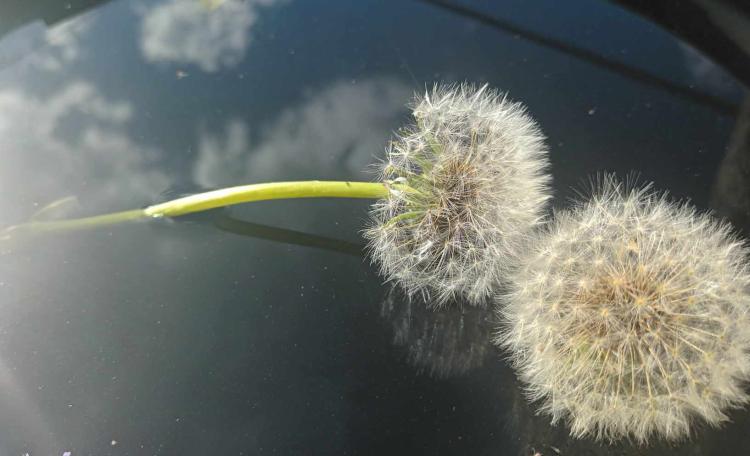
[{"left": 418, "top": 0, "right": 739, "bottom": 117}]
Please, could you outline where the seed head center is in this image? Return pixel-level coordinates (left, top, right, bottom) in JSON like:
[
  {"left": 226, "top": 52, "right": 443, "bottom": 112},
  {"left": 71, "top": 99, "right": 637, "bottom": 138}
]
[
  {"left": 572, "top": 264, "right": 675, "bottom": 340},
  {"left": 424, "top": 159, "right": 482, "bottom": 238}
]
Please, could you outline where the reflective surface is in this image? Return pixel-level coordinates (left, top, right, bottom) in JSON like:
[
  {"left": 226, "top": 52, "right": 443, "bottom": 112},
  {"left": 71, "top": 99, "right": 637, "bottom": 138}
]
[{"left": 0, "top": 0, "right": 747, "bottom": 454}]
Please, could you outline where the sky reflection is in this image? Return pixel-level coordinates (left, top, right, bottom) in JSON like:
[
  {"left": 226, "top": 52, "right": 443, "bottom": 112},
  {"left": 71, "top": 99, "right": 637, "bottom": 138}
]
[{"left": 0, "top": 0, "right": 747, "bottom": 454}]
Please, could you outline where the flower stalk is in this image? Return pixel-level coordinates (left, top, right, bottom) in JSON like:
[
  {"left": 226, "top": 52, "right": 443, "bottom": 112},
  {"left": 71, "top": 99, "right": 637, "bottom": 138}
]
[
  {"left": 144, "top": 180, "right": 391, "bottom": 217},
  {"left": 2, "top": 180, "right": 395, "bottom": 240}
]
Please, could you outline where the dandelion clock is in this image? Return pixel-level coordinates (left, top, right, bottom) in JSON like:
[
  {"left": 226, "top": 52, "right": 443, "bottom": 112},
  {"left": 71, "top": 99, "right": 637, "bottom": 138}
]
[{"left": 498, "top": 176, "right": 750, "bottom": 443}]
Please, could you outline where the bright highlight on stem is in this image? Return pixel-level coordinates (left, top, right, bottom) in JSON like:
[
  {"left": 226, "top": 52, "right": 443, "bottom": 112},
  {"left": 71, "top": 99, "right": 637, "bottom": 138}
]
[
  {"left": 1, "top": 180, "right": 393, "bottom": 240},
  {"left": 145, "top": 181, "right": 390, "bottom": 217}
]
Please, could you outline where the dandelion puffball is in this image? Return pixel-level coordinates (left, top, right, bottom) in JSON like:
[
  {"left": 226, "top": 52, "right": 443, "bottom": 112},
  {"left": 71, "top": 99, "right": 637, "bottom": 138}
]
[
  {"left": 499, "top": 176, "right": 750, "bottom": 443},
  {"left": 365, "top": 83, "right": 551, "bottom": 306}
]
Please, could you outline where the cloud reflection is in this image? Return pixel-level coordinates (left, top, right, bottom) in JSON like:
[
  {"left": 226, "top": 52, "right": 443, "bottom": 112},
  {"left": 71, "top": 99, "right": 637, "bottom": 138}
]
[
  {"left": 193, "top": 77, "right": 411, "bottom": 187},
  {"left": 38, "top": 15, "right": 95, "bottom": 71},
  {"left": 0, "top": 15, "right": 93, "bottom": 72},
  {"left": 139, "top": 0, "right": 283, "bottom": 72},
  {"left": 0, "top": 82, "right": 170, "bottom": 222}
]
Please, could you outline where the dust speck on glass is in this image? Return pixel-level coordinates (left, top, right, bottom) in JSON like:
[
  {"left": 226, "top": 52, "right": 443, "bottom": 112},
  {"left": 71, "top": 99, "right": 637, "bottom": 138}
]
[{"left": 0, "top": 0, "right": 748, "bottom": 455}]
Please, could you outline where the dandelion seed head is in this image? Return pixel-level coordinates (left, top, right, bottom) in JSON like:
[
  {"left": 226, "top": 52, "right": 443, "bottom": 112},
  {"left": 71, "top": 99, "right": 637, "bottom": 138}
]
[
  {"left": 365, "top": 83, "right": 551, "bottom": 307},
  {"left": 498, "top": 175, "right": 750, "bottom": 443}
]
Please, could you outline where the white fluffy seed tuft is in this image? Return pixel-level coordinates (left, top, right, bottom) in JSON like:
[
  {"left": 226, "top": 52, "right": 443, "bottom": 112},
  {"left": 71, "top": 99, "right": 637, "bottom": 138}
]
[
  {"left": 498, "top": 175, "right": 750, "bottom": 443},
  {"left": 364, "top": 83, "right": 552, "bottom": 307}
]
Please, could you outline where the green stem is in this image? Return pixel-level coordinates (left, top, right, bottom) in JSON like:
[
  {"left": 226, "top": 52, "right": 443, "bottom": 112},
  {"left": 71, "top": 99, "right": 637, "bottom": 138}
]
[
  {"left": 2, "top": 180, "right": 393, "bottom": 240},
  {"left": 2, "top": 209, "right": 146, "bottom": 239},
  {"left": 145, "top": 180, "right": 389, "bottom": 217}
]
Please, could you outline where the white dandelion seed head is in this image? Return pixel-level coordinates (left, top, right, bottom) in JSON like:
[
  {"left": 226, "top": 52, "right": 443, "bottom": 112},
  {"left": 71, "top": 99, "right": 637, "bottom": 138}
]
[
  {"left": 498, "top": 175, "right": 750, "bottom": 443},
  {"left": 364, "top": 83, "right": 552, "bottom": 307}
]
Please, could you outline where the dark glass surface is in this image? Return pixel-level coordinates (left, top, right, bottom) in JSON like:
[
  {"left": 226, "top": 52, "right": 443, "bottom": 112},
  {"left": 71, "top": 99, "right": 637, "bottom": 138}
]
[{"left": 0, "top": 0, "right": 747, "bottom": 454}]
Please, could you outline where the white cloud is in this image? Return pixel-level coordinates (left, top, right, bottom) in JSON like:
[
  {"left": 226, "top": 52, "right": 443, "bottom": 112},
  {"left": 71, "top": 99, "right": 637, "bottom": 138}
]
[
  {"left": 0, "top": 22, "right": 46, "bottom": 70},
  {"left": 39, "top": 14, "right": 95, "bottom": 71},
  {"left": 193, "top": 119, "right": 250, "bottom": 186},
  {"left": 0, "top": 82, "right": 171, "bottom": 222},
  {"left": 192, "top": 77, "right": 412, "bottom": 187},
  {"left": 0, "top": 15, "right": 93, "bottom": 72},
  {"left": 139, "top": 0, "right": 282, "bottom": 72}
]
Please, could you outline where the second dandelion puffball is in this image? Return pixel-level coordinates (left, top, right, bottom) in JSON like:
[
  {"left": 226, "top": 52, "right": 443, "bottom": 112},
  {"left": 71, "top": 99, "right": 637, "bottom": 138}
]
[
  {"left": 365, "top": 84, "right": 551, "bottom": 306},
  {"left": 499, "top": 176, "right": 750, "bottom": 443}
]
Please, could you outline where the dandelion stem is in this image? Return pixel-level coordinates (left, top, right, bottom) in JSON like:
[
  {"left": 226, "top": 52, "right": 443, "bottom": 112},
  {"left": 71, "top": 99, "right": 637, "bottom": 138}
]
[
  {"left": 2, "top": 209, "right": 146, "bottom": 238},
  {"left": 2, "top": 180, "right": 399, "bottom": 239},
  {"left": 145, "top": 181, "right": 391, "bottom": 217}
]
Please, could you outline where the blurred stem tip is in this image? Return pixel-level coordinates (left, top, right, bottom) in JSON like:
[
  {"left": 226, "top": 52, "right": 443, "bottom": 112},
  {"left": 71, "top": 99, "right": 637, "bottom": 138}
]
[{"left": 1, "top": 180, "right": 396, "bottom": 241}]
